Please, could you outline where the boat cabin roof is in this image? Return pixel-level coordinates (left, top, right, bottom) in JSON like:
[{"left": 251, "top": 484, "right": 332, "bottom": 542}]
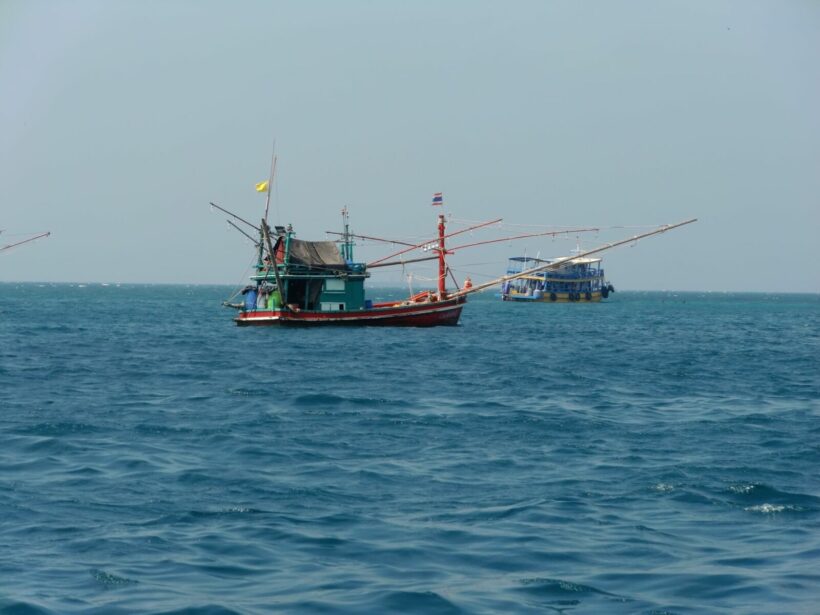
[
  {"left": 508, "top": 255, "right": 602, "bottom": 265},
  {"left": 284, "top": 238, "right": 347, "bottom": 268}
]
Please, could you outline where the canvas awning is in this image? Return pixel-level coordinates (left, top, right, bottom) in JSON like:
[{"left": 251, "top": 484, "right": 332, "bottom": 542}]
[{"left": 287, "top": 239, "right": 347, "bottom": 269}]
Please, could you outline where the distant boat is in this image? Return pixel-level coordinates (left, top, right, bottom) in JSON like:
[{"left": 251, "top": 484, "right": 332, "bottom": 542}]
[{"left": 500, "top": 253, "right": 615, "bottom": 303}]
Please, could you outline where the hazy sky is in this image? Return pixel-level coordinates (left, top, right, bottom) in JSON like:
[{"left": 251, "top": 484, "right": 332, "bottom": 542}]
[{"left": 2, "top": 0, "right": 818, "bottom": 292}]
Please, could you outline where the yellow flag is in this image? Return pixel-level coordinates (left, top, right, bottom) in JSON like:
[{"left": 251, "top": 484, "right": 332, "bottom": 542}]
[{"left": 255, "top": 180, "right": 269, "bottom": 193}]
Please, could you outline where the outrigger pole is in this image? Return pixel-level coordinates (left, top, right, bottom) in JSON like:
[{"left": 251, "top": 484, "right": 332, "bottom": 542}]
[
  {"left": 367, "top": 218, "right": 503, "bottom": 266},
  {"left": 210, "top": 202, "right": 260, "bottom": 231},
  {"left": 448, "top": 226, "right": 600, "bottom": 252},
  {"left": 448, "top": 218, "right": 698, "bottom": 299},
  {"left": 325, "top": 230, "right": 418, "bottom": 248},
  {"left": 0, "top": 231, "right": 51, "bottom": 253},
  {"left": 368, "top": 255, "right": 439, "bottom": 268},
  {"left": 357, "top": 223, "right": 600, "bottom": 267},
  {"left": 227, "top": 220, "right": 259, "bottom": 245}
]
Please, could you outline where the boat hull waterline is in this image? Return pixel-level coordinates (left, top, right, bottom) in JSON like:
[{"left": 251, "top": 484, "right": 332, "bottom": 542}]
[
  {"left": 503, "top": 290, "right": 603, "bottom": 303},
  {"left": 235, "top": 296, "right": 465, "bottom": 327}
]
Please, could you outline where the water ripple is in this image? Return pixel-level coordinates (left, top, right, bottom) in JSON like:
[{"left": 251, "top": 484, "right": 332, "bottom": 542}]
[{"left": 1, "top": 286, "right": 818, "bottom": 613}]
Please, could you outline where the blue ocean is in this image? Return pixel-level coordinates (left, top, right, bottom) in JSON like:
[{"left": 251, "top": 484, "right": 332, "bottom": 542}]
[{"left": 1, "top": 284, "right": 818, "bottom": 614}]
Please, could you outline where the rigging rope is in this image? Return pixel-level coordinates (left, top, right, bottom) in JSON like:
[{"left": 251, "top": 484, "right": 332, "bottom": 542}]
[{"left": 225, "top": 256, "right": 257, "bottom": 303}]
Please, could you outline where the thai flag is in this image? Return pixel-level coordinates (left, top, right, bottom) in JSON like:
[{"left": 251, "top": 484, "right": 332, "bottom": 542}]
[{"left": 431, "top": 192, "right": 443, "bottom": 206}]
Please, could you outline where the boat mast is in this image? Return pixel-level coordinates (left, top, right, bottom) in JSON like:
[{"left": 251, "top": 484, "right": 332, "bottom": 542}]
[
  {"left": 437, "top": 214, "right": 447, "bottom": 299},
  {"left": 261, "top": 219, "right": 288, "bottom": 308},
  {"left": 341, "top": 207, "right": 351, "bottom": 261}
]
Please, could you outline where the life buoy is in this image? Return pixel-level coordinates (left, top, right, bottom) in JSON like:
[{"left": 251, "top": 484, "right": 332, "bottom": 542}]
[{"left": 549, "top": 292, "right": 557, "bottom": 302}]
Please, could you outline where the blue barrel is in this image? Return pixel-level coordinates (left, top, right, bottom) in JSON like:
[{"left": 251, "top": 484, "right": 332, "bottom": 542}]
[
  {"left": 244, "top": 289, "right": 258, "bottom": 310},
  {"left": 533, "top": 289, "right": 544, "bottom": 300},
  {"left": 364, "top": 299, "right": 373, "bottom": 309}
]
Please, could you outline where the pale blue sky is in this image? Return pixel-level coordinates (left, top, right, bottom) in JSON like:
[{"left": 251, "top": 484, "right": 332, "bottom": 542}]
[{"left": 2, "top": 0, "right": 818, "bottom": 291}]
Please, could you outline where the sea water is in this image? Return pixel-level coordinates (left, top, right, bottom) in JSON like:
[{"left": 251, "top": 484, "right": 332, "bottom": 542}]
[{"left": 0, "top": 284, "right": 818, "bottom": 614}]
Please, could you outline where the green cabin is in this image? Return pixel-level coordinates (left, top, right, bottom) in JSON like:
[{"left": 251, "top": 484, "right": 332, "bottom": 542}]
[{"left": 244, "top": 224, "right": 370, "bottom": 313}]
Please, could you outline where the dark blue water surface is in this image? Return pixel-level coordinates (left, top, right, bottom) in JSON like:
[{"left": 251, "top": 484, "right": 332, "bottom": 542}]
[{"left": 1, "top": 284, "right": 818, "bottom": 614}]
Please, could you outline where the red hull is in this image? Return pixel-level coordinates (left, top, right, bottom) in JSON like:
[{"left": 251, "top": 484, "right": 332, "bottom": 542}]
[{"left": 235, "top": 296, "right": 465, "bottom": 327}]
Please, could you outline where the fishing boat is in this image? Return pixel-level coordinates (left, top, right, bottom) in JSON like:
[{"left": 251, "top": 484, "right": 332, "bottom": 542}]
[
  {"left": 217, "top": 207, "right": 696, "bottom": 326},
  {"left": 500, "top": 253, "right": 615, "bottom": 303},
  {"left": 214, "top": 157, "right": 696, "bottom": 326},
  {"left": 223, "top": 210, "right": 466, "bottom": 326}
]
